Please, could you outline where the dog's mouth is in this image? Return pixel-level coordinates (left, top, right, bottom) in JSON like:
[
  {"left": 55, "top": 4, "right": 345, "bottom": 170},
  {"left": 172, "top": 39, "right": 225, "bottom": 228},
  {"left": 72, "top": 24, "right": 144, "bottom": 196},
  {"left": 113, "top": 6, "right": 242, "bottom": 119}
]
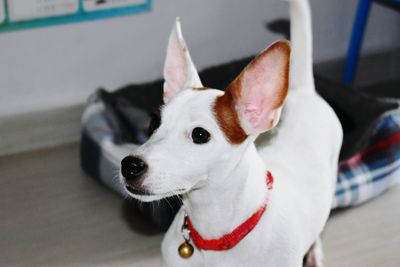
[
  {"left": 125, "top": 185, "right": 153, "bottom": 196},
  {"left": 125, "top": 185, "right": 188, "bottom": 201}
]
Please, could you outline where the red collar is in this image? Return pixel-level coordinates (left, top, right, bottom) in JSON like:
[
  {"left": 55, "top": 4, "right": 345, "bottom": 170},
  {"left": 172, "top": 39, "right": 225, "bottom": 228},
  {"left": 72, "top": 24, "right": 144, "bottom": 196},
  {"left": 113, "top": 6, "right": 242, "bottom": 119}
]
[{"left": 185, "top": 171, "right": 274, "bottom": 251}]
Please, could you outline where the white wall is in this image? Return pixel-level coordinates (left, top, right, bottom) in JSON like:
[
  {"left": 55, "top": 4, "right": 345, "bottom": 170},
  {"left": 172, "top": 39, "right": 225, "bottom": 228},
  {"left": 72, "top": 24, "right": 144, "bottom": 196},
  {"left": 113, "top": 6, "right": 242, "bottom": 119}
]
[{"left": 0, "top": 0, "right": 399, "bottom": 117}]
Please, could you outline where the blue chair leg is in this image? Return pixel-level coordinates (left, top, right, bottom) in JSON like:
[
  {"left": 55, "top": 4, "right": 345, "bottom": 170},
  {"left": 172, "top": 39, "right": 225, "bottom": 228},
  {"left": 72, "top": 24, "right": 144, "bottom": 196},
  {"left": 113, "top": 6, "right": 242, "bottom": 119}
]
[{"left": 343, "top": 0, "right": 373, "bottom": 85}]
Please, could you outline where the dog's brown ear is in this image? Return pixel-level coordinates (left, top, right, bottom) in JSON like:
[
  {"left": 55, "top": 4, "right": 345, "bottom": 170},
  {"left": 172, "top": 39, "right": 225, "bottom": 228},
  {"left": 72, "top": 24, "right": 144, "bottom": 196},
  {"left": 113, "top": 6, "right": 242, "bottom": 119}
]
[
  {"left": 216, "top": 40, "right": 290, "bottom": 140},
  {"left": 163, "top": 18, "right": 202, "bottom": 104}
]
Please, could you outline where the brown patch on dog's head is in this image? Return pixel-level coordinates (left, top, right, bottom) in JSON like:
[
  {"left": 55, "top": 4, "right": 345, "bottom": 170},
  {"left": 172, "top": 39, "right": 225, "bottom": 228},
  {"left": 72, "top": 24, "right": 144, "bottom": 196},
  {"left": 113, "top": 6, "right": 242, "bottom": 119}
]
[
  {"left": 214, "top": 87, "right": 248, "bottom": 144},
  {"left": 213, "top": 40, "right": 290, "bottom": 142}
]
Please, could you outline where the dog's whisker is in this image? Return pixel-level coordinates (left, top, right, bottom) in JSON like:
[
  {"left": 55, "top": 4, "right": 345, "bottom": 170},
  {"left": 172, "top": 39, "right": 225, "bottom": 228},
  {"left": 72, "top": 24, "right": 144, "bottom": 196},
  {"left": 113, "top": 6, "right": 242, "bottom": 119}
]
[{"left": 163, "top": 196, "right": 176, "bottom": 213}]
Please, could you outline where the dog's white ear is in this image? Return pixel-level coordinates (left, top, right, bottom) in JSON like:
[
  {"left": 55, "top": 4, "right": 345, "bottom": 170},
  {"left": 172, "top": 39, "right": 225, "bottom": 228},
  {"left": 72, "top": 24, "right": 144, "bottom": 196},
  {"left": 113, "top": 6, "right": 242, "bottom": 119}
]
[
  {"left": 163, "top": 18, "right": 202, "bottom": 103},
  {"left": 224, "top": 40, "right": 291, "bottom": 136}
]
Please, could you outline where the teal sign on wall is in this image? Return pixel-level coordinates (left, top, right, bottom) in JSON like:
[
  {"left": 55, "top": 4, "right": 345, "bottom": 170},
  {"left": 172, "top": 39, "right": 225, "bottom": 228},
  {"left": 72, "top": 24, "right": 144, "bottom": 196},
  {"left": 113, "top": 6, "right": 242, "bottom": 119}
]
[{"left": 0, "top": 0, "right": 151, "bottom": 32}]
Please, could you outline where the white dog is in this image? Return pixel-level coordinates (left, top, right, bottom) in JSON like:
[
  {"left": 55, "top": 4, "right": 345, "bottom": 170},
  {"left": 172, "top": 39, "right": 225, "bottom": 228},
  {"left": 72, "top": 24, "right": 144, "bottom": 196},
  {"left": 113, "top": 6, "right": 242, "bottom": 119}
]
[{"left": 120, "top": 0, "right": 342, "bottom": 266}]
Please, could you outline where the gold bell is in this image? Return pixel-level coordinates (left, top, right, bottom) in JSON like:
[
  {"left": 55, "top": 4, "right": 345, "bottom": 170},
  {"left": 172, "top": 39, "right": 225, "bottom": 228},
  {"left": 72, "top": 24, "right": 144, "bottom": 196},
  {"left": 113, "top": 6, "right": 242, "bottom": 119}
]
[{"left": 178, "top": 241, "right": 194, "bottom": 258}]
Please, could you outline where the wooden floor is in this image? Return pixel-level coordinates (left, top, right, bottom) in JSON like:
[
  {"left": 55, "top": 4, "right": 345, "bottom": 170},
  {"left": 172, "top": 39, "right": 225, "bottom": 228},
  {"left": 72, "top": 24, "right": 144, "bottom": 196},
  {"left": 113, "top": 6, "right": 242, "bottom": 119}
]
[{"left": 0, "top": 143, "right": 399, "bottom": 267}]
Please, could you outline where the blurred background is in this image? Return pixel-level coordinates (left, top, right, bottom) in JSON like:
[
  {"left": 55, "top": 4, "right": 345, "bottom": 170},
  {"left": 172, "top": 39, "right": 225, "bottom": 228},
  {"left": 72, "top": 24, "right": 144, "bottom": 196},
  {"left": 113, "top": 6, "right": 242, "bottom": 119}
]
[
  {"left": 1, "top": 0, "right": 399, "bottom": 118},
  {"left": 0, "top": 0, "right": 399, "bottom": 266}
]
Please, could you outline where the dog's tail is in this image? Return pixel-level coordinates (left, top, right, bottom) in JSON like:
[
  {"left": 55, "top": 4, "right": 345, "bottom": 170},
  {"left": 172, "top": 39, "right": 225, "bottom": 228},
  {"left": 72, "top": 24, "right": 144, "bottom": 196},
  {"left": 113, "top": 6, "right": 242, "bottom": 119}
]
[{"left": 288, "top": 0, "right": 314, "bottom": 91}]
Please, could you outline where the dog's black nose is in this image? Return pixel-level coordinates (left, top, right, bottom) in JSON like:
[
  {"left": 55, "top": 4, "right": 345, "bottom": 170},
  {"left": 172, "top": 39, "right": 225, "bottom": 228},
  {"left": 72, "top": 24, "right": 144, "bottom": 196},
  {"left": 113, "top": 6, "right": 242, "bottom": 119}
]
[{"left": 121, "top": 156, "right": 147, "bottom": 181}]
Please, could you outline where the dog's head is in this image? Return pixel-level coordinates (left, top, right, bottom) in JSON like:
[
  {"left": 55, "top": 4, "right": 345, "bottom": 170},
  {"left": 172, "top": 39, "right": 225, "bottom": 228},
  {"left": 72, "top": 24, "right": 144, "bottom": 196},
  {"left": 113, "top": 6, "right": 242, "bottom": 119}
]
[{"left": 120, "top": 19, "right": 290, "bottom": 202}]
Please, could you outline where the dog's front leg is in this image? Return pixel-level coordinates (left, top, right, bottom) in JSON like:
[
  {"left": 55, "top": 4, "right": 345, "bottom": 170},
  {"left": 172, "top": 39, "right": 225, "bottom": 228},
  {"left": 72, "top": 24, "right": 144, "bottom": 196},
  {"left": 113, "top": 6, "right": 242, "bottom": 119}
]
[{"left": 303, "top": 237, "right": 324, "bottom": 267}]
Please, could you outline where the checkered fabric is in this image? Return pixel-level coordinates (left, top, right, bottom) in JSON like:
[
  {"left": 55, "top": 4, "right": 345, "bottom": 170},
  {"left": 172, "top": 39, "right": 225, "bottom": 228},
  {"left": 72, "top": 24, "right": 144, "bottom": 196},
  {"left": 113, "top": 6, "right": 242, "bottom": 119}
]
[{"left": 333, "top": 107, "right": 400, "bottom": 208}]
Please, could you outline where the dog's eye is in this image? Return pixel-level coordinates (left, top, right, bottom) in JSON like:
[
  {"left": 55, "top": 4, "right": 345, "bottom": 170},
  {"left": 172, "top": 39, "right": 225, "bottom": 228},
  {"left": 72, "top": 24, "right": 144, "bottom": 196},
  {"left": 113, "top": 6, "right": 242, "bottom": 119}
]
[
  {"left": 148, "top": 111, "right": 161, "bottom": 136},
  {"left": 192, "top": 127, "right": 210, "bottom": 144}
]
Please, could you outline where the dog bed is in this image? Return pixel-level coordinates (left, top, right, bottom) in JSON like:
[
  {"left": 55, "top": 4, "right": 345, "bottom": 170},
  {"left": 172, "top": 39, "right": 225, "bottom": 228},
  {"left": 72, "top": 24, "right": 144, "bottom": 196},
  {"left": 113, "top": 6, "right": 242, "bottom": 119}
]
[{"left": 80, "top": 58, "right": 400, "bottom": 229}]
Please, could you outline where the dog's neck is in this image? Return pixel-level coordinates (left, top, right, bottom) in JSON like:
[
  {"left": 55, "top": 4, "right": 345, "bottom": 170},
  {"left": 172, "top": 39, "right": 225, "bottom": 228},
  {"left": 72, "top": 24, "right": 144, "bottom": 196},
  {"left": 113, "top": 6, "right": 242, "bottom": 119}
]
[{"left": 183, "top": 143, "right": 268, "bottom": 239}]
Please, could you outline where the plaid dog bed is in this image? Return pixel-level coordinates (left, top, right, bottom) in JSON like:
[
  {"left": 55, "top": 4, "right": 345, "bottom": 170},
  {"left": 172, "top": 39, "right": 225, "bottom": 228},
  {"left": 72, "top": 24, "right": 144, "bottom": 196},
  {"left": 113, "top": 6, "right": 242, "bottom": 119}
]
[
  {"left": 333, "top": 107, "right": 400, "bottom": 208},
  {"left": 79, "top": 54, "right": 400, "bottom": 228}
]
